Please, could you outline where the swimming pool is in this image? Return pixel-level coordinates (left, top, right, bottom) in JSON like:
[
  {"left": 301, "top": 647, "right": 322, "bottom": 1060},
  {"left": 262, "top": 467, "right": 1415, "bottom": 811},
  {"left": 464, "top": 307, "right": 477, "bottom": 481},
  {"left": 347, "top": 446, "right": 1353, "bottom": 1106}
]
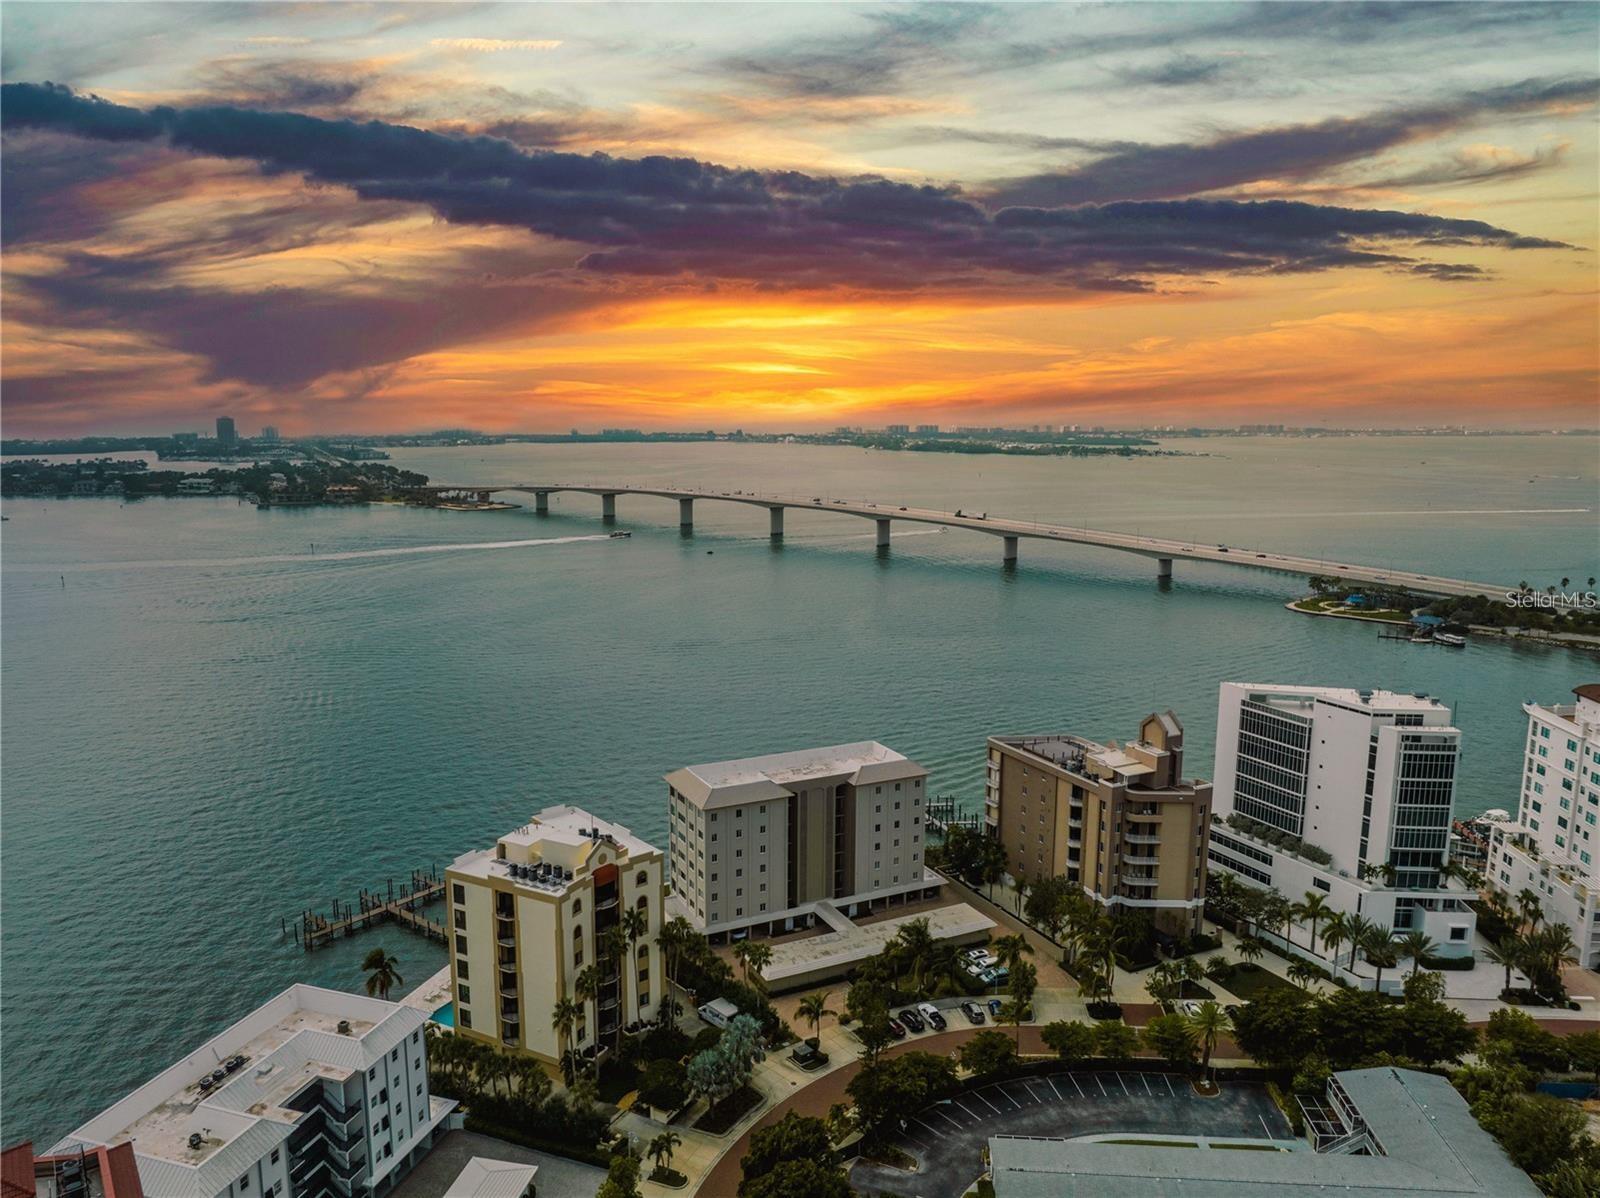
[{"left": 431, "top": 1001, "right": 454, "bottom": 1028}]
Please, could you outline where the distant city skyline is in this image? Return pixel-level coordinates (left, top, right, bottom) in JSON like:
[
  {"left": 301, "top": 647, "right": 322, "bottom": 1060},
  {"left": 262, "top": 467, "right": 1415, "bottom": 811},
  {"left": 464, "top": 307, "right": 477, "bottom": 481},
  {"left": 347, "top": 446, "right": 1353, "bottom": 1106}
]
[{"left": 2, "top": 2, "right": 1597, "bottom": 435}]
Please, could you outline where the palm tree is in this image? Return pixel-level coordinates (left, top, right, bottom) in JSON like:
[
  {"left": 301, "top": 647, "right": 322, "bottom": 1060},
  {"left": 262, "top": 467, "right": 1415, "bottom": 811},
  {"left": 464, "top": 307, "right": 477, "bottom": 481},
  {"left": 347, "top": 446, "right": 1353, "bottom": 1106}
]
[
  {"left": 732, "top": 940, "right": 756, "bottom": 984},
  {"left": 1343, "top": 914, "right": 1374, "bottom": 974},
  {"left": 1398, "top": 931, "right": 1437, "bottom": 978},
  {"left": 1483, "top": 939, "right": 1521, "bottom": 995},
  {"left": 1079, "top": 919, "right": 1123, "bottom": 1001},
  {"left": 1286, "top": 960, "right": 1318, "bottom": 990},
  {"left": 1006, "top": 960, "right": 1038, "bottom": 1049},
  {"left": 1516, "top": 889, "right": 1544, "bottom": 934},
  {"left": 573, "top": 964, "right": 603, "bottom": 1070},
  {"left": 1235, "top": 937, "right": 1265, "bottom": 967},
  {"left": 795, "top": 990, "right": 835, "bottom": 1045},
  {"left": 1320, "top": 912, "right": 1348, "bottom": 972},
  {"left": 361, "top": 948, "right": 403, "bottom": 1000},
  {"left": 1011, "top": 873, "right": 1031, "bottom": 920},
  {"left": 657, "top": 915, "right": 696, "bottom": 991},
  {"left": 992, "top": 932, "right": 1033, "bottom": 975},
  {"left": 892, "top": 918, "right": 935, "bottom": 990},
  {"left": 1188, "top": 1001, "right": 1231, "bottom": 1085},
  {"left": 980, "top": 837, "right": 1008, "bottom": 900},
  {"left": 1294, "top": 893, "right": 1330, "bottom": 956},
  {"left": 742, "top": 941, "right": 774, "bottom": 991},
  {"left": 647, "top": 1131, "right": 682, "bottom": 1179},
  {"left": 551, "top": 996, "right": 583, "bottom": 1083},
  {"left": 1364, "top": 925, "right": 1397, "bottom": 993}
]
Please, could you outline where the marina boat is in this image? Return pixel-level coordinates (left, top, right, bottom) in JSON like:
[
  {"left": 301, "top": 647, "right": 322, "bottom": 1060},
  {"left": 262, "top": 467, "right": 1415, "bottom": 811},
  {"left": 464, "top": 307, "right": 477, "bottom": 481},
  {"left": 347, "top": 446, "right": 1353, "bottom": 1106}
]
[
  {"left": 1409, "top": 629, "right": 1434, "bottom": 643},
  {"left": 609, "top": 530, "right": 631, "bottom": 538},
  {"left": 1435, "top": 632, "right": 1467, "bottom": 646}
]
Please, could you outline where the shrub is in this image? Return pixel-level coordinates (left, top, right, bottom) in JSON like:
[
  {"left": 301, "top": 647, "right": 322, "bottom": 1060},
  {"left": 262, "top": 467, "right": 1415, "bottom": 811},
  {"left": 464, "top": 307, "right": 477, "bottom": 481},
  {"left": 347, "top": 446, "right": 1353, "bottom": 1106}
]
[
  {"left": 958, "top": 1030, "right": 1019, "bottom": 1079},
  {"left": 638, "top": 1058, "right": 689, "bottom": 1114},
  {"left": 1419, "top": 953, "right": 1475, "bottom": 971}
]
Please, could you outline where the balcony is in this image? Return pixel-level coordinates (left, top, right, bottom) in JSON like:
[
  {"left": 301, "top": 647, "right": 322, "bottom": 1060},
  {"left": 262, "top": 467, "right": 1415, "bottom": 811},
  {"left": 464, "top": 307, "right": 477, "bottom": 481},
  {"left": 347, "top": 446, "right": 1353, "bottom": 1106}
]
[
  {"left": 1124, "top": 832, "right": 1161, "bottom": 845},
  {"left": 1122, "top": 853, "right": 1159, "bottom": 868},
  {"left": 499, "top": 983, "right": 519, "bottom": 999},
  {"left": 1120, "top": 874, "right": 1160, "bottom": 888},
  {"left": 496, "top": 932, "right": 516, "bottom": 948}
]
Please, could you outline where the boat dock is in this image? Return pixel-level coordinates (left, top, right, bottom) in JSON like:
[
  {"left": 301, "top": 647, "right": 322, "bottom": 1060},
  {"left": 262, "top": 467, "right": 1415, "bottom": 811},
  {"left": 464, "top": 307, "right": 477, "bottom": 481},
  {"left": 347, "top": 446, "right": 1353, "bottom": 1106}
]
[{"left": 285, "top": 867, "right": 447, "bottom": 951}]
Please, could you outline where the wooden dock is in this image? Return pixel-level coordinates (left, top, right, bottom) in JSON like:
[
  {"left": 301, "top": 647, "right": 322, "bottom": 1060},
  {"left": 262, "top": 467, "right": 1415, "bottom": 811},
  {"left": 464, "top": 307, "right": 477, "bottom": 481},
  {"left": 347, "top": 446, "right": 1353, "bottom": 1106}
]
[{"left": 286, "top": 868, "right": 448, "bottom": 951}]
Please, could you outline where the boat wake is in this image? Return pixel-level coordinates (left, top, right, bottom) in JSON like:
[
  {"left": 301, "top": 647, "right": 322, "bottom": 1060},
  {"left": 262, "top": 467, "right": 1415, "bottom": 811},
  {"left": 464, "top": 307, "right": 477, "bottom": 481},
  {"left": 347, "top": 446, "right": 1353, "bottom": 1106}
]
[{"left": 13, "top": 535, "right": 615, "bottom": 573}]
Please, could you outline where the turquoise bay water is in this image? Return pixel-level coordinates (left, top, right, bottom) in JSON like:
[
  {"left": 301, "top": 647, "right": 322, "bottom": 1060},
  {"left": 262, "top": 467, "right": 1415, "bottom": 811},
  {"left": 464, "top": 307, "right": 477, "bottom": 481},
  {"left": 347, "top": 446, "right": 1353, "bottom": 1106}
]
[{"left": 3, "top": 437, "right": 1596, "bottom": 1142}]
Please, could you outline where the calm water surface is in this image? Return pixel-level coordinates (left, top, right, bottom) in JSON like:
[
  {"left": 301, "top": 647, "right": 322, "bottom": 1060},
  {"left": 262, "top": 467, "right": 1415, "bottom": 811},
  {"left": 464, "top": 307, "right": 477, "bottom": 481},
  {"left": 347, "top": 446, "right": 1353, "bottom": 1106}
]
[{"left": 3, "top": 437, "right": 1596, "bottom": 1142}]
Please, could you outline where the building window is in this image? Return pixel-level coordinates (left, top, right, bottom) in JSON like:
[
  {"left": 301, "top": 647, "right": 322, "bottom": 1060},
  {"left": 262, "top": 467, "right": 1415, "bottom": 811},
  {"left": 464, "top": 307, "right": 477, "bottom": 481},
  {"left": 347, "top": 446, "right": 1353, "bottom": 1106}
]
[
  {"left": 456, "top": 934, "right": 468, "bottom": 954},
  {"left": 572, "top": 898, "right": 582, "bottom": 915},
  {"left": 452, "top": 883, "right": 466, "bottom": 903}
]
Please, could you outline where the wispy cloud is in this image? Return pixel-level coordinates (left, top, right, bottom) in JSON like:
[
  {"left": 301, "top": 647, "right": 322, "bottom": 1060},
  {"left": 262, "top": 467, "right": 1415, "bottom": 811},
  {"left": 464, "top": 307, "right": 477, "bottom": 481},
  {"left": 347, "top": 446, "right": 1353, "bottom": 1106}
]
[{"left": 429, "top": 38, "right": 562, "bottom": 53}]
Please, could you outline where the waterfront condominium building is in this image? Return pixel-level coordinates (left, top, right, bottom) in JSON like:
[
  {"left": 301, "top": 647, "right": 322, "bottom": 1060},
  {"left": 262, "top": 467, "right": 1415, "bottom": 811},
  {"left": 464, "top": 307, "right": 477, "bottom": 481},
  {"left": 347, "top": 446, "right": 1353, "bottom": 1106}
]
[
  {"left": 985, "top": 713, "right": 1212, "bottom": 936},
  {"left": 664, "top": 742, "right": 942, "bottom": 938},
  {"left": 446, "top": 805, "right": 663, "bottom": 1069},
  {"left": 1487, "top": 684, "right": 1600, "bottom": 969},
  {"left": 1208, "top": 683, "right": 1476, "bottom": 965},
  {"left": 49, "top": 985, "right": 454, "bottom": 1198}
]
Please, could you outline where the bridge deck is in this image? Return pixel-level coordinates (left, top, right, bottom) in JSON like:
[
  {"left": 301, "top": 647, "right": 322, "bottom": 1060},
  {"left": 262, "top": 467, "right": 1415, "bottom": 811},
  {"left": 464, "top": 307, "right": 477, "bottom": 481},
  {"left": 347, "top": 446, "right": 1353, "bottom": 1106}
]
[{"left": 408, "top": 482, "right": 1519, "bottom": 601}]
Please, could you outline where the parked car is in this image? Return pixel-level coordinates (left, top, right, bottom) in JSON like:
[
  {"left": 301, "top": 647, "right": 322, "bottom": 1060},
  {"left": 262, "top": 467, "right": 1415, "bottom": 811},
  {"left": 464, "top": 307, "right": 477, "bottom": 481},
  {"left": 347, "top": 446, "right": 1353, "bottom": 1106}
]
[
  {"left": 987, "top": 998, "right": 1004, "bottom": 1017},
  {"left": 979, "top": 966, "right": 1009, "bottom": 986},
  {"left": 962, "top": 947, "right": 990, "bottom": 963},
  {"left": 918, "top": 1002, "right": 947, "bottom": 1031},
  {"left": 886, "top": 1015, "right": 907, "bottom": 1039},
  {"left": 960, "top": 1001, "right": 986, "bottom": 1025},
  {"left": 898, "top": 1008, "right": 925, "bottom": 1032},
  {"left": 1174, "top": 999, "right": 1204, "bottom": 1018}
]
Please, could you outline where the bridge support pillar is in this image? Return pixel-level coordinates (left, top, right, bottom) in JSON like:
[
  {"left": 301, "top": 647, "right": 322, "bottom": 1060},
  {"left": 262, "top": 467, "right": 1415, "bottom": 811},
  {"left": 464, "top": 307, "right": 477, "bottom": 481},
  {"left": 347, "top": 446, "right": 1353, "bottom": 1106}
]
[
  {"left": 679, "top": 497, "right": 694, "bottom": 530},
  {"left": 1157, "top": 557, "right": 1173, "bottom": 580},
  {"left": 1003, "top": 536, "right": 1018, "bottom": 563},
  {"left": 534, "top": 491, "right": 549, "bottom": 514},
  {"left": 769, "top": 507, "right": 784, "bottom": 539},
  {"left": 876, "top": 518, "right": 891, "bottom": 548},
  {"left": 601, "top": 493, "right": 617, "bottom": 521}
]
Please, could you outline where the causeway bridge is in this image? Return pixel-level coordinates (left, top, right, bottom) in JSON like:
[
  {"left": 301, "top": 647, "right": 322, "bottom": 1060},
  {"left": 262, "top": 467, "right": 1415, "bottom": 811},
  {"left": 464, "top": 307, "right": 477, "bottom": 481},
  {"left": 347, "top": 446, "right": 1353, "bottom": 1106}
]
[{"left": 410, "top": 482, "right": 1519, "bottom": 601}]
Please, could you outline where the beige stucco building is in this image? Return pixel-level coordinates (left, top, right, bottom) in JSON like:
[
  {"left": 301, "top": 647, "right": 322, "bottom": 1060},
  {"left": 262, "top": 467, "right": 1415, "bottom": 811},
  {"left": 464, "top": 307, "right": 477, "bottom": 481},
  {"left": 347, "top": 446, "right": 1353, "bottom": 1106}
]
[
  {"left": 985, "top": 713, "right": 1211, "bottom": 935},
  {"left": 445, "top": 805, "right": 663, "bottom": 1070},
  {"left": 664, "top": 742, "right": 942, "bottom": 939}
]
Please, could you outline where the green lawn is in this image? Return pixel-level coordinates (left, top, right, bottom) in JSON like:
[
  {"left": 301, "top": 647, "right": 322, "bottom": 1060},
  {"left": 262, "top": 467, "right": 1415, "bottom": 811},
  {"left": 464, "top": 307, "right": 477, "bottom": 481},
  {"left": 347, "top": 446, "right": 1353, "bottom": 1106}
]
[{"left": 1219, "top": 964, "right": 1303, "bottom": 1001}]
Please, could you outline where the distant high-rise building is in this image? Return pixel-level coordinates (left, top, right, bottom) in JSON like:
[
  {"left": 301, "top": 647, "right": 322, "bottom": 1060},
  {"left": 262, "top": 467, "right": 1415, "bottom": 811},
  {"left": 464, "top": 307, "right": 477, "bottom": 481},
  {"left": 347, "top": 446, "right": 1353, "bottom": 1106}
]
[
  {"left": 986, "top": 713, "right": 1211, "bottom": 936},
  {"left": 1209, "top": 684, "right": 1475, "bottom": 973},
  {"left": 260, "top": 424, "right": 280, "bottom": 441},
  {"left": 446, "top": 805, "right": 663, "bottom": 1067},
  {"left": 886, "top": 424, "right": 910, "bottom": 434},
  {"left": 916, "top": 424, "right": 939, "bottom": 434},
  {"left": 1488, "top": 684, "right": 1600, "bottom": 968},
  {"left": 215, "top": 416, "right": 236, "bottom": 446},
  {"left": 665, "top": 742, "right": 937, "bottom": 937}
]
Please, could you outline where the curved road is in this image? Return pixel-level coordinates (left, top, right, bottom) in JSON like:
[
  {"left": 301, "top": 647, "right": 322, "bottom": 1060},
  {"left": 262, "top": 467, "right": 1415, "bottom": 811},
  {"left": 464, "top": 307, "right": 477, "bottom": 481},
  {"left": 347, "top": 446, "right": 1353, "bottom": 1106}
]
[{"left": 411, "top": 482, "right": 1526, "bottom": 602}]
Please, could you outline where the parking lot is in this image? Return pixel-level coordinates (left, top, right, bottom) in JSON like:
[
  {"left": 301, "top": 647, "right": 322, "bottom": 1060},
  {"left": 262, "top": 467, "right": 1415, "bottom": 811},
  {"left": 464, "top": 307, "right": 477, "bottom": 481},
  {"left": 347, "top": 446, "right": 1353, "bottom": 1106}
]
[{"left": 849, "top": 1072, "right": 1294, "bottom": 1198}]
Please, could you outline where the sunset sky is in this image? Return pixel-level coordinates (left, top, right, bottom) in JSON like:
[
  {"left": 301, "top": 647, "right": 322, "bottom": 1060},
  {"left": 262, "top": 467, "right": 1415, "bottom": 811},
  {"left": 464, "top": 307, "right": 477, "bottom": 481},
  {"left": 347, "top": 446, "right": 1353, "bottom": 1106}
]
[{"left": 3, "top": 1, "right": 1597, "bottom": 435}]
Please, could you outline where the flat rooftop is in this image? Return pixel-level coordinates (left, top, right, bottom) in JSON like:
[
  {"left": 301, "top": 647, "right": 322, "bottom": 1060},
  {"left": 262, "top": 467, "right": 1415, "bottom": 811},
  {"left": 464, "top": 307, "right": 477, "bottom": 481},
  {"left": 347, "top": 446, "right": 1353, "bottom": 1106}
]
[
  {"left": 988, "top": 1067, "right": 1539, "bottom": 1197},
  {"left": 449, "top": 804, "right": 659, "bottom": 895},
  {"left": 666, "top": 741, "right": 925, "bottom": 810},
  {"left": 762, "top": 898, "right": 994, "bottom": 986},
  {"left": 1234, "top": 683, "right": 1452, "bottom": 715},
  {"left": 52, "top": 984, "right": 436, "bottom": 1198},
  {"left": 993, "top": 735, "right": 1203, "bottom": 793}
]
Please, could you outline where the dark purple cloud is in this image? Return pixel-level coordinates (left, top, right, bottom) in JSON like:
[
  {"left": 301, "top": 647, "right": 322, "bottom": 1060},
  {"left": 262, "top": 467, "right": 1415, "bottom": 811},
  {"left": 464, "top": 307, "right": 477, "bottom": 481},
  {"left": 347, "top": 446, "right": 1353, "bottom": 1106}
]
[
  {"left": 3, "top": 81, "right": 1569, "bottom": 299},
  {"left": 986, "top": 76, "right": 1600, "bottom": 206}
]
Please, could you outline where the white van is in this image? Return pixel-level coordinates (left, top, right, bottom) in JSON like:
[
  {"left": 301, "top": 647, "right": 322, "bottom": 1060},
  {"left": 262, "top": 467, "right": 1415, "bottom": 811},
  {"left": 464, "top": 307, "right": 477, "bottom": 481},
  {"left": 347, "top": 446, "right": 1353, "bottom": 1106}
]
[{"left": 699, "top": 998, "right": 740, "bottom": 1029}]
